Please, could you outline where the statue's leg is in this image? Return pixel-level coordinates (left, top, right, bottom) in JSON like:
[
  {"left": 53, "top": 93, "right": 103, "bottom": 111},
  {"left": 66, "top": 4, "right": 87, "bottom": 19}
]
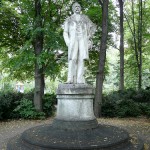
[
  {"left": 77, "top": 39, "right": 85, "bottom": 84},
  {"left": 67, "top": 41, "right": 78, "bottom": 83},
  {"left": 77, "top": 59, "right": 85, "bottom": 83},
  {"left": 67, "top": 60, "right": 73, "bottom": 83}
]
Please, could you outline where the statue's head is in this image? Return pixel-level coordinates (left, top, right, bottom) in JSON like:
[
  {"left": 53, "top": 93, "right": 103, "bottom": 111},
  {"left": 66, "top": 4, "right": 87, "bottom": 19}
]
[{"left": 72, "top": 2, "right": 81, "bottom": 14}]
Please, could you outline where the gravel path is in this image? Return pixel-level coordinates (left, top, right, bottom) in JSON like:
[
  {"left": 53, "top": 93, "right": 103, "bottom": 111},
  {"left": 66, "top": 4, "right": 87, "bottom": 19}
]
[
  {"left": 0, "top": 117, "right": 149, "bottom": 150},
  {"left": 98, "top": 117, "right": 150, "bottom": 150},
  {"left": 0, "top": 118, "right": 53, "bottom": 150}
]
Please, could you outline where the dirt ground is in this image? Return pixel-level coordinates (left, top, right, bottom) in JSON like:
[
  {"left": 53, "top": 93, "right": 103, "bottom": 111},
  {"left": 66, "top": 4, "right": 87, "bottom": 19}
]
[{"left": 0, "top": 117, "right": 149, "bottom": 150}]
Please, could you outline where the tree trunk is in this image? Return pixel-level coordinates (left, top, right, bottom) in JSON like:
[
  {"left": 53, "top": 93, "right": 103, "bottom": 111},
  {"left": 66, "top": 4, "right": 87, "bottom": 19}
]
[
  {"left": 94, "top": 0, "right": 109, "bottom": 118},
  {"left": 131, "top": 0, "right": 143, "bottom": 90},
  {"left": 33, "top": 0, "right": 44, "bottom": 112},
  {"left": 125, "top": 1, "right": 143, "bottom": 89},
  {"left": 138, "top": 0, "right": 143, "bottom": 89},
  {"left": 118, "top": 0, "right": 124, "bottom": 91}
]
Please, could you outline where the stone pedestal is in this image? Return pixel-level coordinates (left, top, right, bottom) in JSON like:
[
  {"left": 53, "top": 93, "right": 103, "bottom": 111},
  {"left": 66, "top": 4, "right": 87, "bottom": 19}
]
[
  {"left": 54, "top": 84, "right": 98, "bottom": 130},
  {"left": 57, "top": 84, "right": 95, "bottom": 121},
  {"left": 7, "top": 84, "right": 144, "bottom": 150}
]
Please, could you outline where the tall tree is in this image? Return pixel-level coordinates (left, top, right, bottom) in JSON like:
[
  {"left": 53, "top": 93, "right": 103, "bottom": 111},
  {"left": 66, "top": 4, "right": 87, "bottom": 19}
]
[
  {"left": 0, "top": 0, "right": 67, "bottom": 110},
  {"left": 33, "top": 0, "right": 44, "bottom": 111},
  {"left": 138, "top": 0, "right": 143, "bottom": 89},
  {"left": 94, "top": 0, "right": 109, "bottom": 117},
  {"left": 124, "top": 0, "right": 143, "bottom": 89},
  {"left": 118, "top": 0, "right": 124, "bottom": 91}
]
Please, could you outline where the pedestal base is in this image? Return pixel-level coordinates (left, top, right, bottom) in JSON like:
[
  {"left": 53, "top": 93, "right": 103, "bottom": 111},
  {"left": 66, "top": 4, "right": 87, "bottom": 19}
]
[
  {"left": 7, "top": 123, "right": 144, "bottom": 150},
  {"left": 56, "top": 84, "right": 96, "bottom": 121}
]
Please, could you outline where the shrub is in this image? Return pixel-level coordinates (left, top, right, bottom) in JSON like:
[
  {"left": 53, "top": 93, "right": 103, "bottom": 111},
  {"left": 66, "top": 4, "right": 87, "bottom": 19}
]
[
  {"left": 43, "top": 93, "right": 56, "bottom": 117},
  {"left": 138, "top": 103, "right": 150, "bottom": 118},
  {"left": 102, "top": 89, "right": 150, "bottom": 118},
  {"left": 23, "top": 91, "right": 34, "bottom": 101},
  {"left": 116, "top": 99, "right": 141, "bottom": 118},
  {"left": 0, "top": 89, "right": 56, "bottom": 120},
  {"left": 132, "top": 89, "right": 150, "bottom": 103},
  {"left": 14, "top": 93, "right": 56, "bottom": 119},
  {"left": 102, "top": 101, "right": 117, "bottom": 117},
  {"left": 103, "top": 88, "right": 150, "bottom": 103},
  {"left": 0, "top": 91, "right": 23, "bottom": 119},
  {"left": 14, "top": 98, "right": 45, "bottom": 119}
]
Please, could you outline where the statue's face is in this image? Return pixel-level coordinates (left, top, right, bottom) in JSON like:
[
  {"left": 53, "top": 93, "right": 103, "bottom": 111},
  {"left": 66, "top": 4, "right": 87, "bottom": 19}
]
[{"left": 73, "top": 5, "right": 81, "bottom": 14}]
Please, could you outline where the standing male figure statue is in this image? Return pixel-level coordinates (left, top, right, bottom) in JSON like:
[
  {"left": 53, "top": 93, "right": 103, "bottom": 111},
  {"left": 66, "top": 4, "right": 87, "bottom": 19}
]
[{"left": 63, "top": 2, "right": 96, "bottom": 84}]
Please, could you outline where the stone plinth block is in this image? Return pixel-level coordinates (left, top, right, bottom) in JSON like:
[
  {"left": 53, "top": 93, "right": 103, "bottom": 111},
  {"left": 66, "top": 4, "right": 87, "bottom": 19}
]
[{"left": 56, "top": 84, "right": 98, "bottom": 129}]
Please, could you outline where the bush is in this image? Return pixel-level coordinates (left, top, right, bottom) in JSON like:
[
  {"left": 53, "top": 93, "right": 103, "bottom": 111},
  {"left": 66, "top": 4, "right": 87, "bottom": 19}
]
[
  {"left": 138, "top": 103, "right": 150, "bottom": 118},
  {"left": 43, "top": 93, "right": 56, "bottom": 117},
  {"left": 0, "top": 91, "right": 23, "bottom": 119},
  {"left": 132, "top": 89, "right": 150, "bottom": 103},
  {"left": 13, "top": 93, "right": 56, "bottom": 119},
  {"left": 102, "top": 101, "right": 117, "bottom": 117},
  {"left": 102, "top": 89, "right": 150, "bottom": 118},
  {"left": 14, "top": 93, "right": 56, "bottom": 119},
  {"left": 103, "top": 88, "right": 150, "bottom": 103},
  {"left": 102, "top": 89, "right": 137, "bottom": 103},
  {"left": 0, "top": 90, "right": 56, "bottom": 120},
  {"left": 14, "top": 98, "right": 45, "bottom": 119},
  {"left": 116, "top": 99, "right": 141, "bottom": 118},
  {"left": 23, "top": 91, "right": 34, "bottom": 101}
]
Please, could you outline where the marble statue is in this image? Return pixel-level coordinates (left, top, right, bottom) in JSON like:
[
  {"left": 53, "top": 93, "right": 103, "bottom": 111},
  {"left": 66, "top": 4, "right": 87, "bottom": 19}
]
[{"left": 63, "top": 2, "right": 96, "bottom": 84}]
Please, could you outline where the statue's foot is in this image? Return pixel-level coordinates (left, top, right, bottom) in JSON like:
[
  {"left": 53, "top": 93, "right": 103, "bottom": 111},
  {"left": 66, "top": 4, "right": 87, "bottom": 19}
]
[
  {"left": 77, "top": 82, "right": 85, "bottom": 84},
  {"left": 77, "top": 80, "right": 86, "bottom": 84},
  {"left": 65, "top": 80, "right": 73, "bottom": 84}
]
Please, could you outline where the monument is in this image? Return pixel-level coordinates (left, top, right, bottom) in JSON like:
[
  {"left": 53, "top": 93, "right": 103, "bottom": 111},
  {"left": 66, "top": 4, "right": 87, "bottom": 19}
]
[
  {"left": 7, "top": 2, "right": 143, "bottom": 150},
  {"left": 63, "top": 2, "right": 96, "bottom": 84}
]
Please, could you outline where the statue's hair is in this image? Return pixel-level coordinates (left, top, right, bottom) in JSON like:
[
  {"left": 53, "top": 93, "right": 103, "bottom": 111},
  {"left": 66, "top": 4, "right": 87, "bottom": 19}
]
[{"left": 72, "top": 2, "right": 81, "bottom": 13}]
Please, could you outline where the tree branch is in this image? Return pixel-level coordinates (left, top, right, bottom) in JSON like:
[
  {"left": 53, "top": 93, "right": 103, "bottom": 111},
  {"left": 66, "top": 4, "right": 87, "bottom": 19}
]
[
  {"left": 108, "top": 43, "right": 119, "bottom": 50},
  {"left": 98, "top": 0, "right": 103, "bottom": 6}
]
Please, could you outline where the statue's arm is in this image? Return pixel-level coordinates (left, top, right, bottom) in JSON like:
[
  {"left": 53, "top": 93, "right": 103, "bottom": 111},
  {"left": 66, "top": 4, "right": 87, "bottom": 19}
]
[
  {"left": 84, "top": 15, "right": 96, "bottom": 38},
  {"left": 83, "top": 15, "right": 96, "bottom": 50},
  {"left": 88, "top": 20, "right": 96, "bottom": 39},
  {"left": 63, "top": 20, "right": 70, "bottom": 47}
]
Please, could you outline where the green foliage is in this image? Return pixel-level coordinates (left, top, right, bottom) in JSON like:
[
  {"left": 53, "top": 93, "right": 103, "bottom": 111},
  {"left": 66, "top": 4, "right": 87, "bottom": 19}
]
[
  {"left": 103, "top": 88, "right": 150, "bottom": 103},
  {"left": 14, "top": 98, "right": 45, "bottom": 119},
  {"left": 1, "top": 83, "right": 14, "bottom": 92},
  {"left": 124, "top": 0, "right": 150, "bottom": 89},
  {"left": 132, "top": 89, "right": 150, "bottom": 103},
  {"left": 0, "top": 0, "right": 67, "bottom": 81},
  {"left": 102, "top": 89, "right": 150, "bottom": 118},
  {"left": 14, "top": 93, "right": 56, "bottom": 119},
  {"left": 23, "top": 91, "right": 34, "bottom": 101},
  {"left": 116, "top": 99, "right": 141, "bottom": 117},
  {"left": 43, "top": 93, "right": 56, "bottom": 117},
  {"left": 0, "top": 91, "right": 23, "bottom": 119},
  {"left": 102, "top": 100, "right": 117, "bottom": 117},
  {"left": 138, "top": 103, "right": 150, "bottom": 118},
  {"left": 0, "top": 90, "right": 56, "bottom": 120},
  {"left": 0, "top": 0, "right": 22, "bottom": 49}
]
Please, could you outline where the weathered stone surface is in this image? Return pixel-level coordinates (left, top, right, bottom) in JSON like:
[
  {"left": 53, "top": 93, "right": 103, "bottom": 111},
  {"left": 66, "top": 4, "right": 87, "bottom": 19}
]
[
  {"left": 57, "top": 83, "right": 95, "bottom": 95},
  {"left": 7, "top": 124, "right": 144, "bottom": 150},
  {"left": 52, "top": 119, "right": 98, "bottom": 130},
  {"left": 63, "top": 2, "right": 96, "bottom": 84},
  {"left": 56, "top": 84, "right": 96, "bottom": 121}
]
